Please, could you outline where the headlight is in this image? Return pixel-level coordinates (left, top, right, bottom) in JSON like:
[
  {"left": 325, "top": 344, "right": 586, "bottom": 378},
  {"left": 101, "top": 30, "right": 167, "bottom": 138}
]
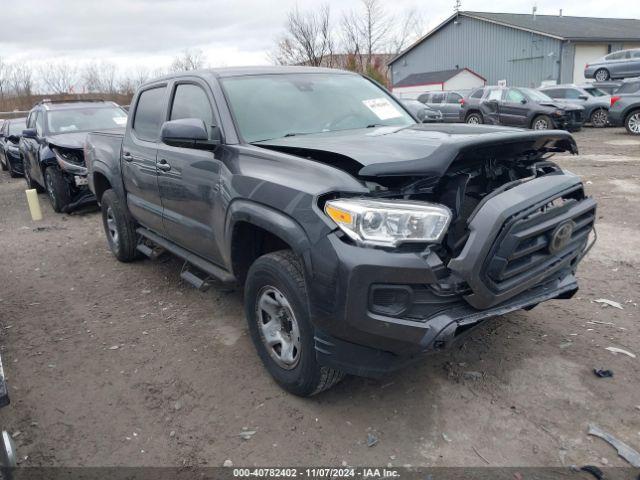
[
  {"left": 552, "top": 110, "right": 564, "bottom": 117},
  {"left": 53, "top": 147, "right": 87, "bottom": 175},
  {"left": 324, "top": 198, "right": 451, "bottom": 247}
]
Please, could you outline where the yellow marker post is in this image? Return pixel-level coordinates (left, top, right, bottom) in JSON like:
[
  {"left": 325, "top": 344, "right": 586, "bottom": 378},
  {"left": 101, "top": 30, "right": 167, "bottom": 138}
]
[{"left": 25, "top": 189, "right": 43, "bottom": 221}]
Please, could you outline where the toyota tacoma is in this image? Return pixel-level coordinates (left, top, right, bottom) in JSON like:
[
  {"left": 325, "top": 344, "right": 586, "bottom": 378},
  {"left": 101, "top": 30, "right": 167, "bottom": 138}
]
[{"left": 85, "top": 67, "right": 596, "bottom": 396}]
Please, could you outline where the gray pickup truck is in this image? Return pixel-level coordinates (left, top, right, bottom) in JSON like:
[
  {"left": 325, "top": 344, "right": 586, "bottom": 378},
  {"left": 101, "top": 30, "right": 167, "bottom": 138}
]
[{"left": 85, "top": 66, "right": 596, "bottom": 396}]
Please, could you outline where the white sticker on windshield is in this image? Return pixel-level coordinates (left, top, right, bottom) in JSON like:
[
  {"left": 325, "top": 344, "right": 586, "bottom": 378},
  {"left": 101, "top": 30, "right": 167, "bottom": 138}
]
[
  {"left": 113, "top": 116, "right": 127, "bottom": 126},
  {"left": 362, "top": 97, "right": 403, "bottom": 120}
]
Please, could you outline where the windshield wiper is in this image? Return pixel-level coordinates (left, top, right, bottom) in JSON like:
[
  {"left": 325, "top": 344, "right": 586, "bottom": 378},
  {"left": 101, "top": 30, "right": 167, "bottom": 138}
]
[
  {"left": 283, "top": 132, "right": 312, "bottom": 137},
  {"left": 366, "top": 123, "right": 384, "bottom": 128}
]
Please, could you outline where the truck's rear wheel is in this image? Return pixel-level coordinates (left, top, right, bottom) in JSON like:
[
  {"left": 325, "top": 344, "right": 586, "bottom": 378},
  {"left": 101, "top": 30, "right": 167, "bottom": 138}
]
[
  {"left": 244, "top": 250, "right": 345, "bottom": 396},
  {"left": 44, "top": 166, "right": 72, "bottom": 213},
  {"left": 466, "top": 112, "right": 483, "bottom": 124},
  {"left": 100, "top": 189, "right": 140, "bottom": 262}
]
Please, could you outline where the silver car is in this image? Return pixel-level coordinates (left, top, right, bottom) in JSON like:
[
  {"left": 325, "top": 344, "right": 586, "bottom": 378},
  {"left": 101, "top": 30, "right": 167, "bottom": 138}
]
[
  {"left": 584, "top": 49, "right": 640, "bottom": 82},
  {"left": 538, "top": 84, "right": 610, "bottom": 127},
  {"left": 417, "top": 90, "right": 469, "bottom": 122},
  {"left": 400, "top": 99, "right": 443, "bottom": 123}
]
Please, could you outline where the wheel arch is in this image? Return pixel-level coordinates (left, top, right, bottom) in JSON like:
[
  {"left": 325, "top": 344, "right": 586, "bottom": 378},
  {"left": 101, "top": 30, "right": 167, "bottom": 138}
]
[{"left": 225, "top": 200, "right": 313, "bottom": 285}]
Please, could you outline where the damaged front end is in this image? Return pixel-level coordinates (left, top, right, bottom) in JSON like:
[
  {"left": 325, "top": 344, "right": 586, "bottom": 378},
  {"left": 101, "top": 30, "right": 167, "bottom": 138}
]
[
  {"left": 49, "top": 145, "right": 96, "bottom": 212},
  {"left": 260, "top": 126, "right": 596, "bottom": 372}
]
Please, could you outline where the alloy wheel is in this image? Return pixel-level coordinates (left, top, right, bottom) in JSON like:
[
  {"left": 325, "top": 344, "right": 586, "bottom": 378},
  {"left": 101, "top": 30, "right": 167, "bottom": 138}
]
[
  {"left": 628, "top": 113, "right": 640, "bottom": 134},
  {"left": 105, "top": 206, "right": 119, "bottom": 247},
  {"left": 533, "top": 118, "right": 550, "bottom": 130},
  {"left": 467, "top": 115, "right": 479, "bottom": 124},
  {"left": 595, "top": 69, "right": 609, "bottom": 82},
  {"left": 591, "top": 109, "right": 608, "bottom": 128},
  {"left": 45, "top": 172, "right": 56, "bottom": 204},
  {"left": 255, "top": 286, "right": 301, "bottom": 370}
]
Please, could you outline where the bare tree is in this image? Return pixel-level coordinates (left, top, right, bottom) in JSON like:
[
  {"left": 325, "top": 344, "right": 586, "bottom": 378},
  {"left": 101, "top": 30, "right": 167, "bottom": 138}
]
[
  {"left": 387, "top": 7, "right": 424, "bottom": 54},
  {"left": 273, "top": 4, "right": 333, "bottom": 66},
  {"left": 83, "top": 61, "right": 118, "bottom": 94},
  {"left": 170, "top": 49, "right": 206, "bottom": 72},
  {"left": 39, "top": 61, "right": 77, "bottom": 94},
  {"left": 9, "top": 64, "right": 34, "bottom": 97},
  {"left": 0, "top": 59, "right": 11, "bottom": 99}
]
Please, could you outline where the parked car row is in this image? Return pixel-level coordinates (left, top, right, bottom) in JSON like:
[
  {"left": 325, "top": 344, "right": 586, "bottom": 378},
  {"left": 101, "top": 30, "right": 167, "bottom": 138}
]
[
  {"left": 1, "top": 67, "right": 598, "bottom": 396},
  {"left": 0, "top": 99, "right": 128, "bottom": 212},
  {"left": 414, "top": 78, "right": 640, "bottom": 134}
]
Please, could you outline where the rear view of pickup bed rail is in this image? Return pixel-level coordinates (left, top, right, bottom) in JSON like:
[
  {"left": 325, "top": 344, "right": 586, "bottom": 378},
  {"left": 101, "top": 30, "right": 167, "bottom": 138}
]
[{"left": 85, "top": 66, "right": 596, "bottom": 396}]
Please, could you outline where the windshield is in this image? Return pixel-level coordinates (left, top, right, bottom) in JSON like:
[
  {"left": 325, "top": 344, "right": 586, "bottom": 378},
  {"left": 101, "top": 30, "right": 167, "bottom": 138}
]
[
  {"left": 583, "top": 87, "right": 607, "bottom": 97},
  {"left": 521, "top": 88, "right": 553, "bottom": 102},
  {"left": 8, "top": 119, "right": 26, "bottom": 136},
  {"left": 46, "top": 106, "right": 128, "bottom": 134},
  {"left": 221, "top": 73, "right": 414, "bottom": 143}
]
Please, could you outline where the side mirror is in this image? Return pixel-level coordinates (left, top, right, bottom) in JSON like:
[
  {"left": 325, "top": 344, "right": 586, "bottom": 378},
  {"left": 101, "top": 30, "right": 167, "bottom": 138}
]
[
  {"left": 7, "top": 135, "right": 19, "bottom": 143},
  {"left": 520, "top": 98, "right": 527, "bottom": 104},
  {"left": 160, "top": 118, "right": 220, "bottom": 150},
  {"left": 22, "top": 128, "right": 37, "bottom": 139},
  {"left": 579, "top": 95, "right": 589, "bottom": 100}
]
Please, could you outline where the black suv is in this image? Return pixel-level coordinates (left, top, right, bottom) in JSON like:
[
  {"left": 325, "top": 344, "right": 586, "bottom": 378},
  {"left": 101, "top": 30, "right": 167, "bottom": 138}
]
[
  {"left": 20, "top": 99, "right": 128, "bottom": 212},
  {"left": 461, "top": 86, "right": 585, "bottom": 131},
  {"left": 86, "top": 67, "right": 596, "bottom": 396},
  {"left": 0, "top": 117, "right": 27, "bottom": 177}
]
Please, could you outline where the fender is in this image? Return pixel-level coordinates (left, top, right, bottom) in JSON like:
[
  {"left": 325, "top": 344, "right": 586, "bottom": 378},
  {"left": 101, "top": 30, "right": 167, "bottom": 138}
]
[
  {"left": 224, "top": 199, "right": 313, "bottom": 273},
  {"left": 39, "top": 144, "right": 57, "bottom": 170},
  {"left": 90, "top": 158, "right": 127, "bottom": 203}
]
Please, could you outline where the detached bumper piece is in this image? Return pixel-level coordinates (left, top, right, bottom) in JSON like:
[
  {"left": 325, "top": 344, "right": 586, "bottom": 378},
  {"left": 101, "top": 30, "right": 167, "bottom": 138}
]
[{"left": 62, "top": 188, "right": 97, "bottom": 213}]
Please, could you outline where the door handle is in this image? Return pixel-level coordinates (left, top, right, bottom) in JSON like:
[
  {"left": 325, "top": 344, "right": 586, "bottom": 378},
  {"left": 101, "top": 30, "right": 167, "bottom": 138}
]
[
  {"left": 122, "top": 152, "right": 134, "bottom": 162},
  {"left": 157, "top": 159, "right": 171, "bottom": 172}
]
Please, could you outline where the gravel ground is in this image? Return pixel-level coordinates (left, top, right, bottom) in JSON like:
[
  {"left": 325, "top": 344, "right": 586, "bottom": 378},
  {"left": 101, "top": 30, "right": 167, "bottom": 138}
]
[{"left": 0, "top": 127, "right": 638, "bottom": 468}]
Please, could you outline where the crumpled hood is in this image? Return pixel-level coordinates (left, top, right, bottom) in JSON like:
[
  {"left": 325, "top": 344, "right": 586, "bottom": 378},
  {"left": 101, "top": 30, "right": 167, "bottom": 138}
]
[
  {"left": 47, "top": 131, "right": 88, "bottom": 150},
  {"left": 254, "top": 123, "right": 578, "bottom": 177}
]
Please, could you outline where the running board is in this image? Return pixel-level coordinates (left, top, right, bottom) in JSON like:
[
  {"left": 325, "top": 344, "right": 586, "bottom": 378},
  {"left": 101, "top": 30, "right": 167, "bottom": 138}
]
[
  {"left": 136, "top": 242, "right": 166, "bottom": 260},
  {"left": 180, "top": 264, "right": 212, "bottom": 292},
  {"left": 136, "top": 227, "right": 236, "bottom": 284}
]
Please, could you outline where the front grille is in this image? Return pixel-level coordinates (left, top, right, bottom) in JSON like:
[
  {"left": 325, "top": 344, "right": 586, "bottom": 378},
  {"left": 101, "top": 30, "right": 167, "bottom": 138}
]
[
  {"left": 569, "top": 110, "right": 584, "bottom": 123},
  {"left": 482, "top": 186, "right": 596, "bottom": 294}
]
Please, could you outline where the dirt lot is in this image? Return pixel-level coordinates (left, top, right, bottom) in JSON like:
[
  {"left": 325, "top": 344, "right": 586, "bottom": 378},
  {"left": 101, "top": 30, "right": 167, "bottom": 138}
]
[{"left": 0, "top": 127, "right": 639, "bottom": 468}]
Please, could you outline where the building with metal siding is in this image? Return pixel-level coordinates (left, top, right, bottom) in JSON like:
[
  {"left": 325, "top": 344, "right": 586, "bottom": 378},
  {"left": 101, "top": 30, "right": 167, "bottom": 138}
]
[{"left": 389, "top": 11, "right": 640, "bottom": 88}]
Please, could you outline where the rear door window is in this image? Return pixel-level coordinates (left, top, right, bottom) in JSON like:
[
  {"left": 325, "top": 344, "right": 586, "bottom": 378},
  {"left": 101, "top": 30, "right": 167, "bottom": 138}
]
[
  {"left": 617, "top": 82, "right": 640, "bottom": 94},
  {"left": 470, "top": 89, "right": 484, "bottom": 99},
  {"left": 446, "top": 92, "right": 462, "bottom": 104},
  {"left": 632, "top": 50, "right": 640, "bottom": 59},
  {"left": 133, "top": 87, "right": 167, "bottom": 141}
]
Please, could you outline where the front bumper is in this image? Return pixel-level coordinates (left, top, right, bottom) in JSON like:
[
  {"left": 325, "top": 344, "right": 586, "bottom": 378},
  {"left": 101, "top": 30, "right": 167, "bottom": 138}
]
[
  {"left": 5, "top": 149, "right": 23, "bottom": 174},
  {"left": 555, "top": 111, "right": 585, "bottom": 131},
  {"left": 309, "top": 173, "right": 596, "bottom": 376}
]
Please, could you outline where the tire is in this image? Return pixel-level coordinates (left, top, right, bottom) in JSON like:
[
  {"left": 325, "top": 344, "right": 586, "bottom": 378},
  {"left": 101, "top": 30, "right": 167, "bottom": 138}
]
[
  {"left": 531, "top": 115, "right": 553, "bottom": 130},
  {"left": 244, "top": 250, "right": 345, "bottom": 396},
  {"left": 44, "top": 166, "right": 72, "bottom": 213},
  {"left": 590, "top": 108, "right": 608, "bottom": 128},
  {"left": 625, "top": 110, "right": 640, "bottom": 135},
  {"left": 100, "top": 189, "right": 140, "bottom": 262},
  {"left": 594, "top": 68, "right": 610, "bottom": 82},
  {"left": 7, "top": 157, "right": 20, "bottom": 178},
  {"left": 465, "top": 112, "right": 483, "bottom": 124},
  {"left": 24, "top": 164, "right": 45, "bottom": 192}
]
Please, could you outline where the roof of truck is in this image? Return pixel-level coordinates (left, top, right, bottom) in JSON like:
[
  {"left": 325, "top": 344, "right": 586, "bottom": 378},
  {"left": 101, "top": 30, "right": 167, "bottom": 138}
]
[{"left": 148, "top": 66, "right": 356, "bottom": 83}]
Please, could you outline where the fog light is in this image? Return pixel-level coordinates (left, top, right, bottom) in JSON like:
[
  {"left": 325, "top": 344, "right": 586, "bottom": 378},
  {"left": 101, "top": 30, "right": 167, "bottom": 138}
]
[{"left": 369, "top": 285, "right": 412, "bottom": 317}]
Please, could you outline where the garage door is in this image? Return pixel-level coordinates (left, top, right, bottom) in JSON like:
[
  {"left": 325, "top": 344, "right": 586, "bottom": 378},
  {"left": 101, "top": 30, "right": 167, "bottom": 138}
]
[{"left": 573, "top": 44, "right": 609, "bottom": 83}]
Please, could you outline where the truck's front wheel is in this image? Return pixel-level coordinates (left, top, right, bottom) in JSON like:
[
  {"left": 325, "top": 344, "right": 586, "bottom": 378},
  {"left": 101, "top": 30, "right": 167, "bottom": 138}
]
[
  {"left": 244, "top": 250, "right": 345, "bottom": 396},
  {"left": 100, "top": 189, "right": 139, "bottom": 262}
]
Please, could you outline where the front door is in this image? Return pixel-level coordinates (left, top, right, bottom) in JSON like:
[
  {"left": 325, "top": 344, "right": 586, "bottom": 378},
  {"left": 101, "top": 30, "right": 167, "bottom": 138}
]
[
  {"left": 121, "top": 84, "right": 167, "bottom": 233},
  {"left": 499, "top": 89, "right": 529, "bottom": 127},
  {"left": 156, "top": 81, "right": 225, "bottom": 265}
]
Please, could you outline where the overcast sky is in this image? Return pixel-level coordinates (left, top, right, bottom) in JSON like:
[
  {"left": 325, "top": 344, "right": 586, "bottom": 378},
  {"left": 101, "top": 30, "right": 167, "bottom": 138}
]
[{"left": 2, "top": 0, "right": 640, "bottom": 72}]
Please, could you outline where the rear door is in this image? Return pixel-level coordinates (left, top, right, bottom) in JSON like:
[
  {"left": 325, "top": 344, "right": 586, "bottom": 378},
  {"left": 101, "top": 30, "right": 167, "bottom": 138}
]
[
  {"left": 156, "top": 79, "right": 225, "bottom": 264},
  {"left": 480, "top": 88, "right": 503, "bottom": 124},
  {"left": 121, "top": 84, "right": 167, "bottom": 233},
  {"left": 442, "top": 92, "right": 463, "bottom": 122},
  {"left": 21, "top": 110, "right": 42, "bottom": 185}
]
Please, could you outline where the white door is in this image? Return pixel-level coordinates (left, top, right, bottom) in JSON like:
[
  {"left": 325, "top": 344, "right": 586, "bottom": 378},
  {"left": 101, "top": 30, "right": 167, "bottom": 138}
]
[{"left": 573, "top": 44, "right": 609, "bottom": 83}]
